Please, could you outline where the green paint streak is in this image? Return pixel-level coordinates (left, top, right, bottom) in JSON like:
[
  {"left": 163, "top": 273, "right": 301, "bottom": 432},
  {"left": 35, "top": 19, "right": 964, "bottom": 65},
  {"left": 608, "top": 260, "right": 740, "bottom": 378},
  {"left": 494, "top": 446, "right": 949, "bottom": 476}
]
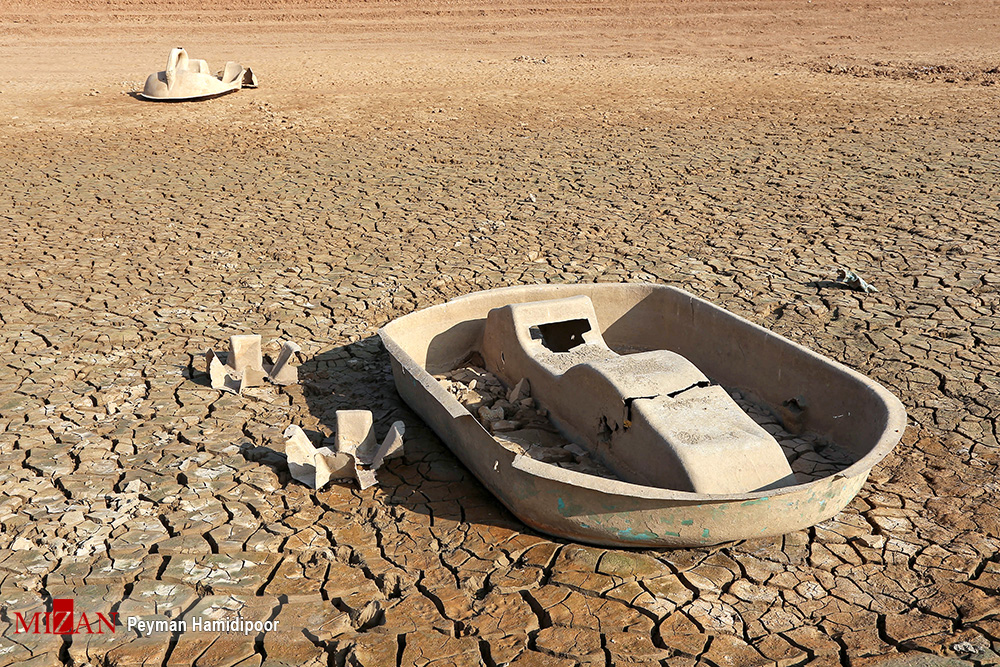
[
  {"left": 681, "top": 519, "right": 694, "bottom": 526},
  {"left": 741, "top": 497, "right": 769, "bottom": 505},
  {"left": 617, "top": 527, "right": 659, "bottom": 541},
  {"left": 702, "top": 528, "right": 710, "bottom": 539}
]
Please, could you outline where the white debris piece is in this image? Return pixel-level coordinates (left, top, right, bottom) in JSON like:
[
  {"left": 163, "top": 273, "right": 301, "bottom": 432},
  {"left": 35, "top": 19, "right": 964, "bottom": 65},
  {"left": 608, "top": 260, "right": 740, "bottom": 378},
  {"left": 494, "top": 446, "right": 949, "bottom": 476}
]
[
  {"left": 229, "top": 335, "right": 267, "bottom": 387},
  {"left": 284, "top": 425, "right": 322, "bottom": 488},
  {"left": 336, "top": 410, "right": 377, "bottom": 463},
  {"left": 206, "top": 334, "right": 300, "bottom": 394},
  {"left": 369, "top": 421, "right": 405, "bottom": 470},
  {"left": 284, "top": 425, "right": 354, "bottom": 489},
  {"left": 141, "top": 47, "right": 257, "bottom": 101},
  {"left": 478, "top": 405, "right": 504, "bottom": 423},
  {"left": 206, "top": 349, "right": 243, "bottom": 395},
  {"left": 266, "top": 340, "right": 301, "bottom": 385},
  {"left": 283, "top": 413, "right": 406, "bottom": 490}
]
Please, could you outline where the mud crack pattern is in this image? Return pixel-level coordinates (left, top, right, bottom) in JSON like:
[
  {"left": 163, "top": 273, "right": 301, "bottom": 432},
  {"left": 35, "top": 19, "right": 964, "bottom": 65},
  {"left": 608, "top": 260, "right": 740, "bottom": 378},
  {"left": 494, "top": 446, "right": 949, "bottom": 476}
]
[{"left": 1, "top": 9, "right": 1000, "bottom": 665}]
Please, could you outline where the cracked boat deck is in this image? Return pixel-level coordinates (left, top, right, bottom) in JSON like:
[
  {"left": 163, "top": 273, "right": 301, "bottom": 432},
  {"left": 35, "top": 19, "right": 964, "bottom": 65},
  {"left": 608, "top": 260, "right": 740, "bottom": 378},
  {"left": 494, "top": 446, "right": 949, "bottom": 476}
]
[{"left": 1, "top": 0, "right": 999, "bottom": 665}]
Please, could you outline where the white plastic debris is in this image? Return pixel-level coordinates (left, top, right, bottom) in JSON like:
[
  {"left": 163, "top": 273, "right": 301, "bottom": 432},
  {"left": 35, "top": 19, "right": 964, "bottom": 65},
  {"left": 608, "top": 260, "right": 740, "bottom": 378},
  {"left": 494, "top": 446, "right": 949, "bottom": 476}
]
[
  {"left": 284, "top": 425, "right": 353, "bottom": 490},
  {"left": 207, "top": 348, "right": 243, "bottom": 395},
  {"left": 229, "top": 335, "right": 267, "bottom": 387},
  {"left": 284, "top": 425, "right": 325, "bottom": 489},
  {"left": 835, "top": 267, "right": 878, "bottom": 294},
  {"left": 370, "top": 421, "right": 405, "bottom": 470},
  {"left": 205, "top": 334, "right": 300, "bottom": 394},
  {"left": 267, "top": 340, "right": 301, "bottom": 386},
  {"left": 282, "top": 413, "right": 406, "bottom": 490},
  {"left": 141, "top": 47, "right": 257, "bottom": 101}
]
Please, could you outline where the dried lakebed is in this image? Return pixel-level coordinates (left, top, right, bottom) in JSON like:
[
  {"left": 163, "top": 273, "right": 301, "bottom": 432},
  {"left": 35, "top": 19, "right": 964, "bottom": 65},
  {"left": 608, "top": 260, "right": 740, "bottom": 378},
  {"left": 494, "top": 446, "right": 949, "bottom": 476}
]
[{"left": 0, "top": 25, "right": 999, "bottom": 665}]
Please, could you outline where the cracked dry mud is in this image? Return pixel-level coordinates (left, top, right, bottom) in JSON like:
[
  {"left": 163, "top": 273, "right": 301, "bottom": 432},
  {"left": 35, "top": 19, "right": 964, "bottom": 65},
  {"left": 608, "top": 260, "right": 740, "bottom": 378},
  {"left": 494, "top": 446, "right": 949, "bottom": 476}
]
[{"left": 2, "top": 1, "right": 1000, "bottom": 665}]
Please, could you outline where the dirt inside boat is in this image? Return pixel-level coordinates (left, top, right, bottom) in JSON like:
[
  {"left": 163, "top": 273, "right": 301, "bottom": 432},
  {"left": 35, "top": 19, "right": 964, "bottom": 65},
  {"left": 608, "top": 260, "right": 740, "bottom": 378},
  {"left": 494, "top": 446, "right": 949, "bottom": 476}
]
[{"left": 435, "top": 365, "right": 855, "bottom": 487}]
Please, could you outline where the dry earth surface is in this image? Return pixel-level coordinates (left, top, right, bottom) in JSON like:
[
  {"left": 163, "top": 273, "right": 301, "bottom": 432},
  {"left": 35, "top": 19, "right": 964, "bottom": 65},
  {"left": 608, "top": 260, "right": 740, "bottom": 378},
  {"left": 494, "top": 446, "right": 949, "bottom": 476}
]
[{"left": 1, "top": 1, "right": 999, "bottom": 665}]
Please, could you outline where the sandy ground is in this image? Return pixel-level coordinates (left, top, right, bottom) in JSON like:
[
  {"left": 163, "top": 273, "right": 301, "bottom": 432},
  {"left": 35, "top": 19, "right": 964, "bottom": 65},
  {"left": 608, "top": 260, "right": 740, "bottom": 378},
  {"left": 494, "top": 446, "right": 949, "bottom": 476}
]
[{"left": 1, "top": 1, "right": 999, "bottom": 665}]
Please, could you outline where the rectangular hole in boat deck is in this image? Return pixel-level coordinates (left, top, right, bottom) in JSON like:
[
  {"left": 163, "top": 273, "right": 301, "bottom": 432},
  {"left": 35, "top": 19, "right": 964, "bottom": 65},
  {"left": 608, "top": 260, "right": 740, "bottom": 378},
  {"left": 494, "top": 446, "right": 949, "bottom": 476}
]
[{"left": 530, "top": 318, "right": 592, "bottom": 353}]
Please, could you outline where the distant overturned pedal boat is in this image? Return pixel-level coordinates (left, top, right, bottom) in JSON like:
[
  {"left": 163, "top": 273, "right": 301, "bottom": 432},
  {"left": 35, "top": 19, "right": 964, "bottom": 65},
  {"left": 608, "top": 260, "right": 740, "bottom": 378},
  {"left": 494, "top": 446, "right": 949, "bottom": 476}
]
[
  {"left": 379, "top": 284, "right": 905, "bottom": 547},
  {"left": 140, "top": 47, "right": 257, "bottom": 102}
]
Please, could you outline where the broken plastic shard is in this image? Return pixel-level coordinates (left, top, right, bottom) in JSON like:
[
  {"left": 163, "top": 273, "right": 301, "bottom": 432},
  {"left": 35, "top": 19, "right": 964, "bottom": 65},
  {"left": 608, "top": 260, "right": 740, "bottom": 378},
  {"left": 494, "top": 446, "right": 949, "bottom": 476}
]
[
  {"left": 283, "top": 425, "right": 321, "bottom": 489},
  {"left": 206, "top": 349, "right": 243, "bottom": 394},
  {"left": 229, "top": 335, "right": 266, "bottom": 387},
  {"left": 220, "top": 61, "right": 243, "bottom": 87},
  {"left": 266, "top": 340, "right": 301, "bottom": 386},
  {"left": 283, "top": 425, "right": 352, "bottom": 489},
  {"left": 242, "top": 67, "right": 258, "bottom": 88},
  {"left": 283, "top": 414, "right": 406, "bottom": 490},
  {"left": 206, "top": 334, "right": 300, "bottom": 395},
  {"left": 354, "top": 468, "right": 378, "bottom": 491},
  {"left": 206, "top": 348, "right": 227, "bottom": 388},
  {"left": 369, "top": 421, "right": 405, "bottom": 470},
  {"left": 835, "top": 267, "right": 878, "bottom": 293},
  {"left": 313, "top": 448, "right": 354, "bottom": 490},
  {"left": 336, "top": 410, "right": 377, "bottom": 463}
]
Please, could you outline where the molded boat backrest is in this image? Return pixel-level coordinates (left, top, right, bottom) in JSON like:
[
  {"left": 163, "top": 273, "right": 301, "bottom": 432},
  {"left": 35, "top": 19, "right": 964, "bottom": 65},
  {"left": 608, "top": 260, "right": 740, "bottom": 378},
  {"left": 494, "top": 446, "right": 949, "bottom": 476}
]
[{"left": 482, "top": 295, "right": 609, "bottom": 380}]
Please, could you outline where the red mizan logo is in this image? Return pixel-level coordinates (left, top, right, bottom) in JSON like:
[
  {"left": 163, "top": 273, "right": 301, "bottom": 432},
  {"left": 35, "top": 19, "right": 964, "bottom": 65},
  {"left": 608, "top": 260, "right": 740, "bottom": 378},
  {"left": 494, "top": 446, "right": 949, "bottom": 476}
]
[{"left": 15, "top": 599, "right": 118, "bottom": 635}]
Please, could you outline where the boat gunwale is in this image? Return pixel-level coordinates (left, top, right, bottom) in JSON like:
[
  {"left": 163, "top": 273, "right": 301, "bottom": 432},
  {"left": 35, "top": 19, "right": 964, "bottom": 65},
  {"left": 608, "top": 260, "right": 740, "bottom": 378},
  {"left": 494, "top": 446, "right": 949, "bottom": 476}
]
[{"left": 379, "top": 283, "right": 907, "bottom": 504}]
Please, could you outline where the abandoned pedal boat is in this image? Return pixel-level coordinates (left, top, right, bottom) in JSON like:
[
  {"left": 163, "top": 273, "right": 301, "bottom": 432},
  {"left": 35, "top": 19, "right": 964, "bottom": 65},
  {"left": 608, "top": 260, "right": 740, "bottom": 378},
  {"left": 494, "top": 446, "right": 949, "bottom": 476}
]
[
  {"left": 379, "top": 284, "right": 906, "bottom": 547},
  {"left": 140, "top": 47, "right": 257, "bottom": 102}
]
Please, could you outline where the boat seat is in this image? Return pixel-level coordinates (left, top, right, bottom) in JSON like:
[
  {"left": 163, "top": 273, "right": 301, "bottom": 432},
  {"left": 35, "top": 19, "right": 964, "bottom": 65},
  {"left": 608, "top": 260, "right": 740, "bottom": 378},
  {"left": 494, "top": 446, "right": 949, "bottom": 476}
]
[{"left": 482, "top": 295, "right": 796, "bottom": 493}]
